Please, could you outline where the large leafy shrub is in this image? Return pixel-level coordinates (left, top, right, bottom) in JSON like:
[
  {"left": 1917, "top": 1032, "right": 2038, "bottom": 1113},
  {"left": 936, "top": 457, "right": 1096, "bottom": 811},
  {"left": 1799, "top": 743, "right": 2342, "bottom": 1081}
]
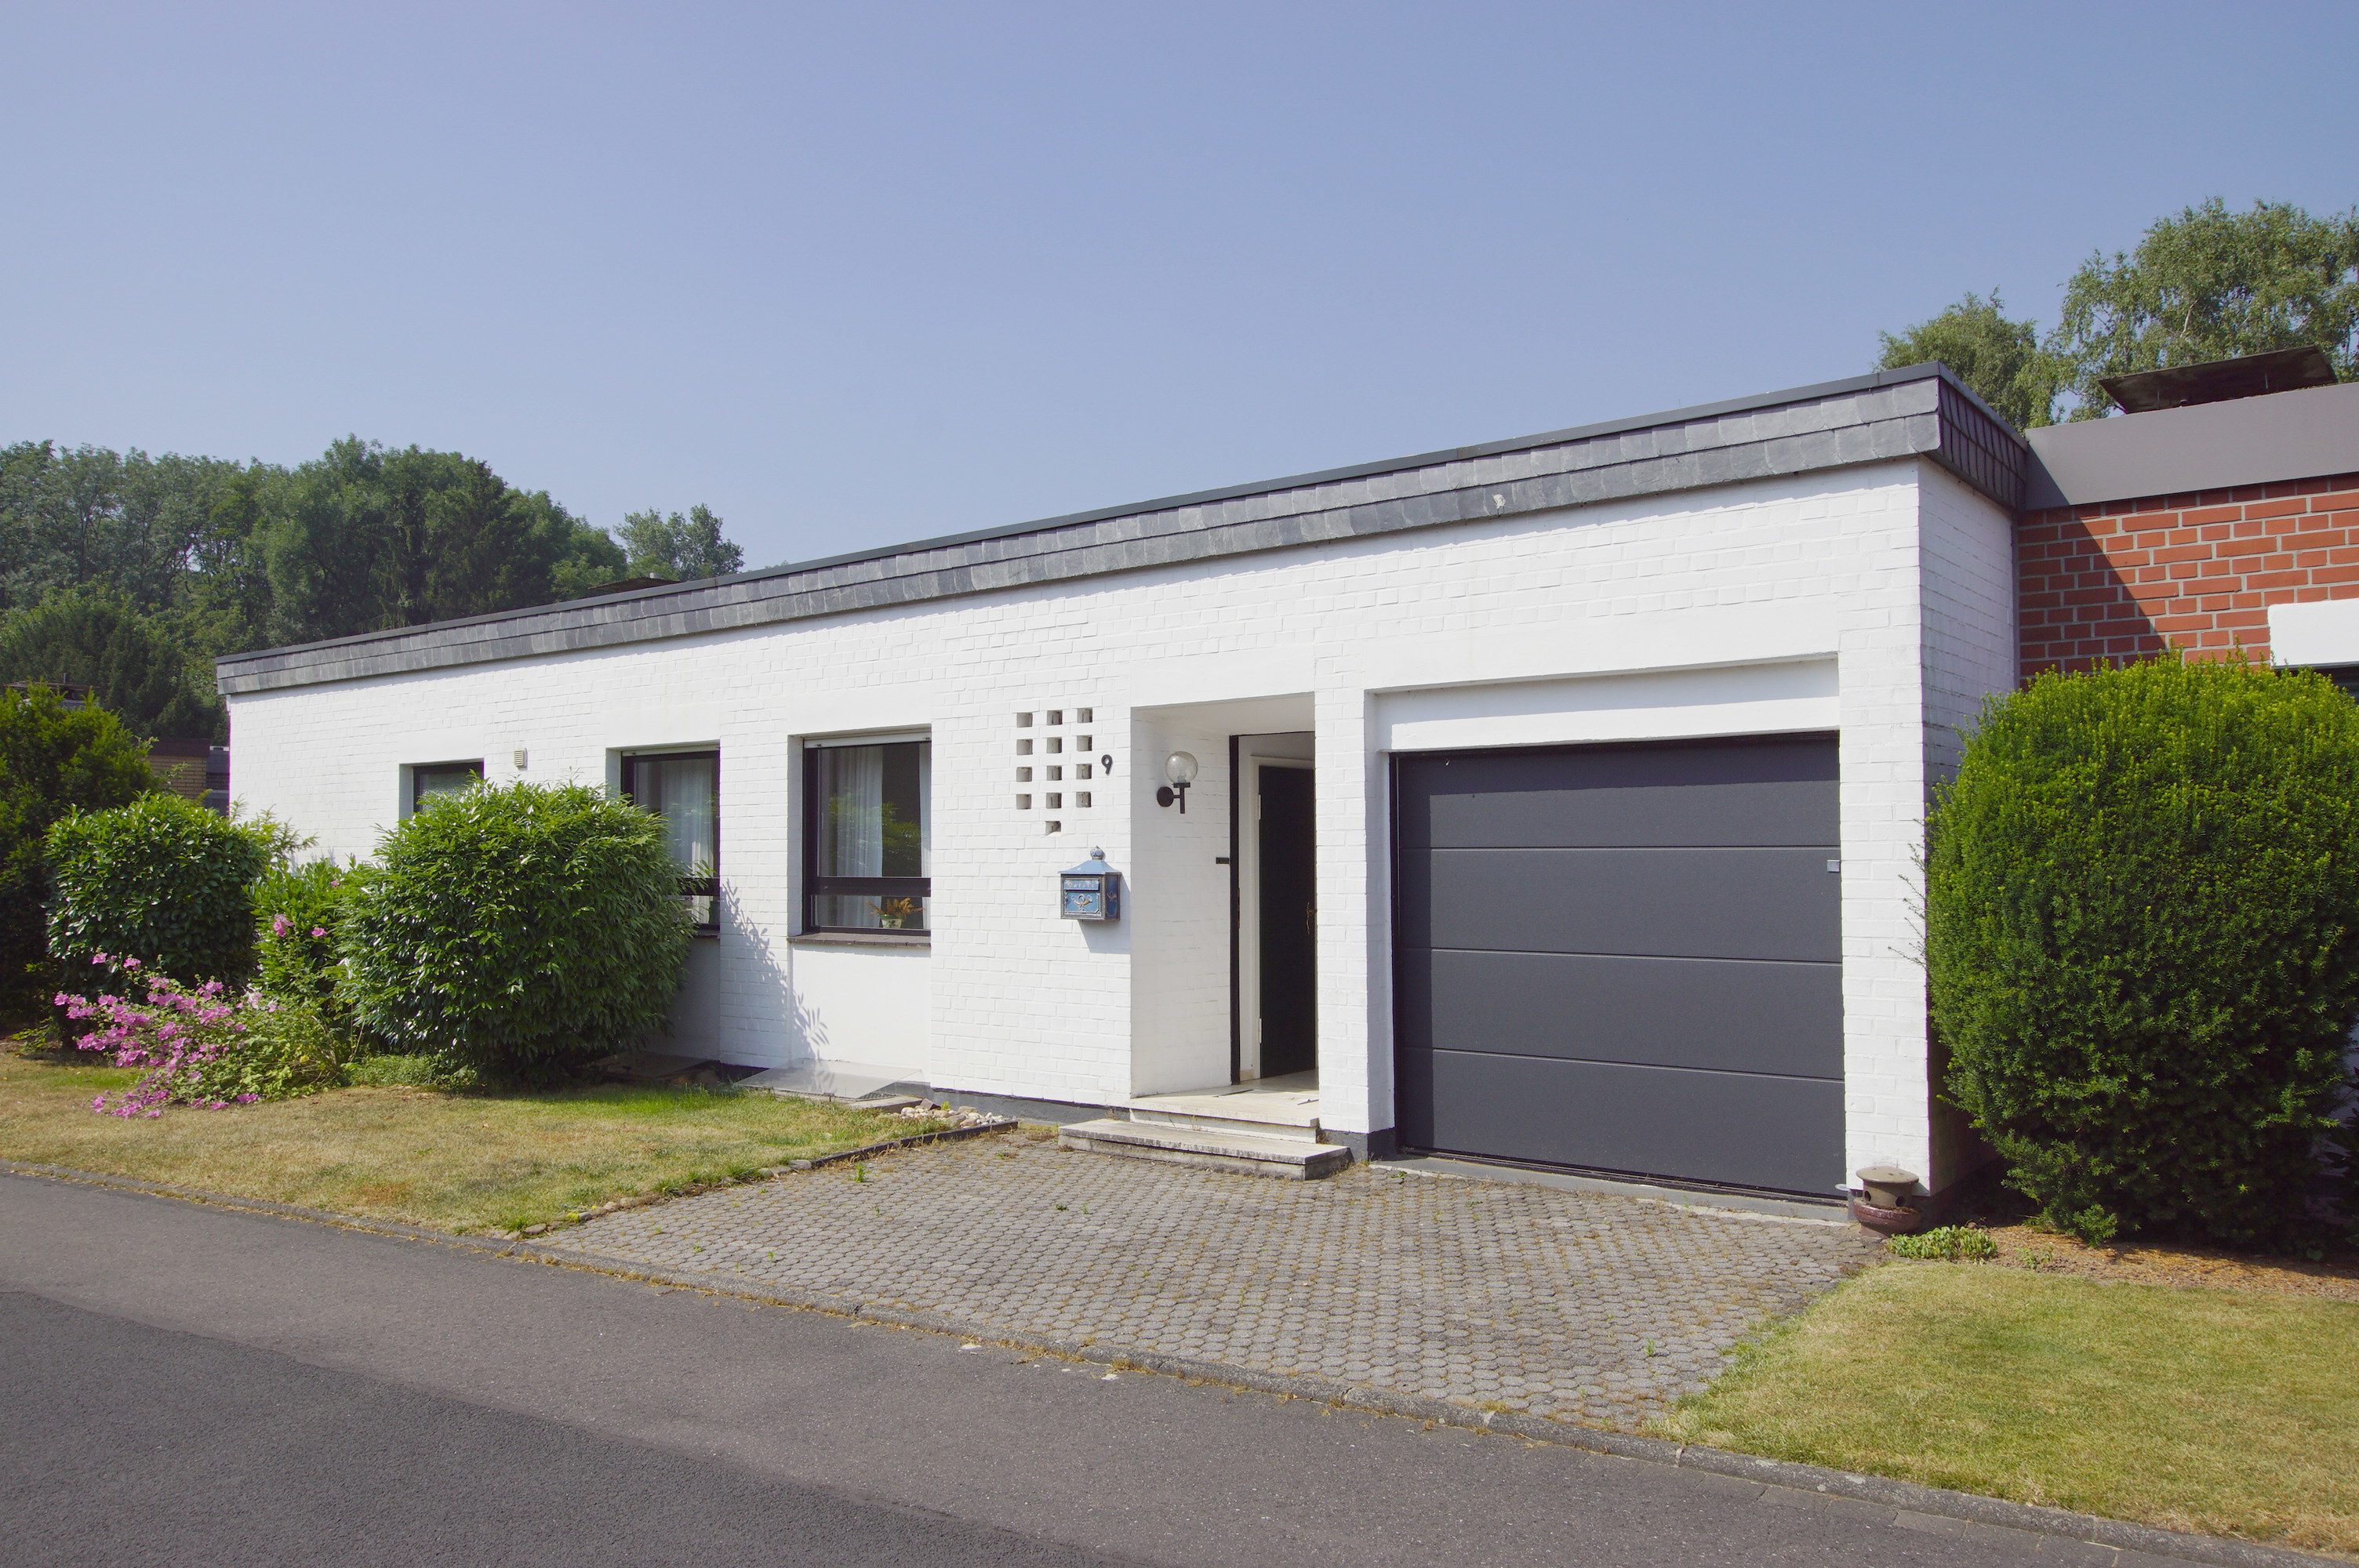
[
  {"left": 1926, "top": 654, "right": 2359, "bottom": 1247},
  {"left": 253, "top": 856, "right": 357, "bottom": 1022},
  {"left": 339, "top": 780, "right": 691, "bottom": 1079},
  {"left": 47, "top": 792, "right": 282, "bottom": 992},
  {"left": 0, "top": 684, "right": 154, "bottom": 1011}
]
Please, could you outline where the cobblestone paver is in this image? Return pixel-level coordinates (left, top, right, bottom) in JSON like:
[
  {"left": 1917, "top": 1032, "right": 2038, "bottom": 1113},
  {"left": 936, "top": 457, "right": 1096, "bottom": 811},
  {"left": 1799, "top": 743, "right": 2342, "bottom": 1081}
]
[{"left": 559, "top": 1130, "right": 1877, "bottom": 1430}]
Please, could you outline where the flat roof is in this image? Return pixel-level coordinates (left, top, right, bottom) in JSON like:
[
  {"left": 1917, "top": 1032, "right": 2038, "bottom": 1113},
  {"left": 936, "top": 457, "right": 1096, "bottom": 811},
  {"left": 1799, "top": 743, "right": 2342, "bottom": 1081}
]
[
  {"left": 218, "top": 361, "right": 2023, "bottom": 695},
  {"left": 2025, "top": 379, "right": 2359, "bottom": 510}
]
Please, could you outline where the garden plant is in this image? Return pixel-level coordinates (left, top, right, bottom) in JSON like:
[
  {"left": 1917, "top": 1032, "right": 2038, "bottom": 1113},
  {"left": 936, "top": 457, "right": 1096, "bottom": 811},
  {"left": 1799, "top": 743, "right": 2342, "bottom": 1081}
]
[
  {"left": 46, "top": 791, "right": 287, "bottom": 994},
  {"left": 0, "top": 684, "right": 154, "bottom": 1011},
  {"left": 1926, "top": 653, "right": 2359, "bottom": 1247},
  {"left": 339, "top": 779, "right": 692, "bottom": 1080}
]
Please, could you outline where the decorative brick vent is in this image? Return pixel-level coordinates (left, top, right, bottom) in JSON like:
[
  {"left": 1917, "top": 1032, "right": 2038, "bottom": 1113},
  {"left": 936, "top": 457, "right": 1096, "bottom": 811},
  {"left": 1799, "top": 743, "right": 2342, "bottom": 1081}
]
[{"left": 2019, "top": 470, "right": 2359, "bottom": 675}]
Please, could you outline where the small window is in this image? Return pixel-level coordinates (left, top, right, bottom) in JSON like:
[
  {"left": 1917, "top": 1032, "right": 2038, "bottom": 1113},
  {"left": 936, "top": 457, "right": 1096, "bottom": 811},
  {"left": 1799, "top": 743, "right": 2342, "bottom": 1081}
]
[
  {"left": 805, "top": 738, "right": 931, "bottom": 933},
  {"left": 410, "top": 760, "right": 483, "bottom": 814},
  {"left": 623, "top": 750, "right": 719, "bottom": 933}
]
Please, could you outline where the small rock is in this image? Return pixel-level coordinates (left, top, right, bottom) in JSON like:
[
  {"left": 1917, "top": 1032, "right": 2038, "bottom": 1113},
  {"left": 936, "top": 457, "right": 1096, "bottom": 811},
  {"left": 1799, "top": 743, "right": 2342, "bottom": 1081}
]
[
  {"left": 790, "top": 1159, "right": 813, "bottom": 1171},
  {"left": 522, "top": 1223, "right": 549, "bottom": 1236}
]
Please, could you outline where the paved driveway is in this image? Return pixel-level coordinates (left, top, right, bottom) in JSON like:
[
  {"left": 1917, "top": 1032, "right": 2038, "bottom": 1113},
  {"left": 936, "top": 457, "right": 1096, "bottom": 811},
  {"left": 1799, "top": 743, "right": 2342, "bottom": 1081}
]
[{"left": 562, "top": 1129, "right": 1877, "bottom": 1429}]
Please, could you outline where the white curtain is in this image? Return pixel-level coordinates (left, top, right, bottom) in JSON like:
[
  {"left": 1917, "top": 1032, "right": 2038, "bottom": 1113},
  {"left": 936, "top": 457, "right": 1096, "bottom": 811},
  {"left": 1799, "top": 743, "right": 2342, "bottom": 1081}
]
[
  {"left": 823, "top": 746, "right": 885, "bottom": 876},
  {"left": 642, "top": 757, "right": 717, "bottom": 876}
]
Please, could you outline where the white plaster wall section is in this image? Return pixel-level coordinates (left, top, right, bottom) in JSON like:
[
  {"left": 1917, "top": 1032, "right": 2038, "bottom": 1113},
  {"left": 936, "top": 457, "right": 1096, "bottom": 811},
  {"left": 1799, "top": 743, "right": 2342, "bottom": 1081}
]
[
  {"left": 2269, "top": 599, "right": 2359, "bottom": 667},
  {"left": 1374, "top": 660, "right": 1838, "bottom": 754},
  {"left": 1830, "top": 471, "right": 1936, "bottom": 1193},
  {"left": 783, "top": 944, "right": 932, "bottom": 1076},
  {"left": 1125, "top": 706, "right": 1239, "bottom": 1098},
  {"left": 1910, "top": 461, "right": 2023, "bottom": 1191}
]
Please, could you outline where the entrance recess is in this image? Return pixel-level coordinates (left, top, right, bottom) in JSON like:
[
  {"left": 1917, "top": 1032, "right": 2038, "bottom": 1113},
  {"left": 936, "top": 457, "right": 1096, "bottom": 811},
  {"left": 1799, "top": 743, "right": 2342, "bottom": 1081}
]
[
  {"left": 1256, "top": 763, "right": 1317, "bottom": 1077},
  {"left": 1392, "top": 734, "right": 1843, "bottom": 1195}
]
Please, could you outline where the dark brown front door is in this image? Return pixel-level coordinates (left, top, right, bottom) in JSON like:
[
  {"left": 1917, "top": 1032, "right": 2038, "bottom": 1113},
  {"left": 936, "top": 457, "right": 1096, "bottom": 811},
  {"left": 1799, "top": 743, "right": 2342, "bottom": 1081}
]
[{"left": 1258, "top": 764, "right": 1317, "bottom": 1076}]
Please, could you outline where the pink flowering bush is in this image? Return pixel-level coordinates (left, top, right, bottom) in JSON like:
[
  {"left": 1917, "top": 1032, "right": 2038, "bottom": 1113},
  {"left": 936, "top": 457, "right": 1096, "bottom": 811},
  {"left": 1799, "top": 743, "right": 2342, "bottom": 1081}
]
[{"left": 63, "top": 954, "right": 345, "bottom": 1117}]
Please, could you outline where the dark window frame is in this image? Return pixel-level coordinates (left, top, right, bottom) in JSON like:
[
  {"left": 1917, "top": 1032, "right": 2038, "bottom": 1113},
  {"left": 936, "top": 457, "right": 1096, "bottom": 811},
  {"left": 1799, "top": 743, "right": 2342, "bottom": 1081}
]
[
  {"left": 409, "top": 760, "right": 484, "bottom": 815},
  {"left": 621, "top": 749, "right": 721, "bottom": 935},
  {"left": 801, "top": 739, "right": 932, "bottom": 935}
]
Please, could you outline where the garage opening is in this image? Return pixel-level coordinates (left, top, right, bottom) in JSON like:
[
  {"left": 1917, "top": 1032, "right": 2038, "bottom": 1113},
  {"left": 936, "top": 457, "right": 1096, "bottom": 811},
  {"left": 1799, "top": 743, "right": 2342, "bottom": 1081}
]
[{"left": 1392, "top": 734, "right": 1842, "bottom": 1196}]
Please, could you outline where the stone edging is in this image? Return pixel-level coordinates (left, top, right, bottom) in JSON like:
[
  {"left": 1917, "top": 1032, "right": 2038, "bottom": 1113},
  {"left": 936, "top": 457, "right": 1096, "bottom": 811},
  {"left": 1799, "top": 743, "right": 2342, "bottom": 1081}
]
[
  {"left": 0, "top": 1156, "right": 2332, "bottom": 1568},
  {"left": 777, "top": 1116, "right": 1016, "bottom": 1171}
]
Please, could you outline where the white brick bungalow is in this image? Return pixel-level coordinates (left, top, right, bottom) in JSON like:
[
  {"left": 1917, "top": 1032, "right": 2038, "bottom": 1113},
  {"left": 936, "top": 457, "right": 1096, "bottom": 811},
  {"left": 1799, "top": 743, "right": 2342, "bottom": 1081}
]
[{"left": 217, "top": 367, "right": 2032, "bottom": 1207}]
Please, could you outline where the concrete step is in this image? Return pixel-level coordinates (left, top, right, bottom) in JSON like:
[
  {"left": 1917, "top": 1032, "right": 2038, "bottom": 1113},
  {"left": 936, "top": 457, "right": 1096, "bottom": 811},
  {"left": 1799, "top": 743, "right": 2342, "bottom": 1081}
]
[
  {"left": 1121, "top": 1107, "right": 1322, "bottom": 1143},
  {"left": 1059, "top": 1119, "right": 1351, "bottom": 1180}
]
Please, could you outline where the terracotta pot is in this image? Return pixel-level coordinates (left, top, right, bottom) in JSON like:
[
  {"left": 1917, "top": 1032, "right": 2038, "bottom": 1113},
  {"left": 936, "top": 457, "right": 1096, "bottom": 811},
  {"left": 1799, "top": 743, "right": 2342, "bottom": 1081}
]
[{"left": 1849, "top": 1196, "right": 1925, "bottom": 1236}]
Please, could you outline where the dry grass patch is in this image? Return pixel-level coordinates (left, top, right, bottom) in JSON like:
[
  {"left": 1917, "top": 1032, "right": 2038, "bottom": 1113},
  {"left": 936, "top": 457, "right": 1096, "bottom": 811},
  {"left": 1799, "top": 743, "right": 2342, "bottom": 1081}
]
[
  {"left": 1656, "top": 1260, "right": 2359, "bottom": 1556},
  {"left": 0, "top": 1049, "right": 942, "bottom": 1234}
]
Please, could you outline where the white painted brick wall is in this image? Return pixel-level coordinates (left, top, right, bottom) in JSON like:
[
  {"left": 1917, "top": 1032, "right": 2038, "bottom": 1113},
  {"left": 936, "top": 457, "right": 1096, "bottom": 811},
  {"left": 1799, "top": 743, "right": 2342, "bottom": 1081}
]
[{"left": 226, "top": 456, "right": 2008, "bottom": 1191}]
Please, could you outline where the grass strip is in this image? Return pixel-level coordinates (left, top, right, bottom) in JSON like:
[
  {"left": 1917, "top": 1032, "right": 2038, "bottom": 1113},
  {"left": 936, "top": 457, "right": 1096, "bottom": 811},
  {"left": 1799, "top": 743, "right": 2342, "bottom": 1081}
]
[
  {"left": 0, "top": 1051, "right": 940, "bottom": 1235},
  {"left": 1654, "top": 1260, "right": 2359, "bottom": 1556}
]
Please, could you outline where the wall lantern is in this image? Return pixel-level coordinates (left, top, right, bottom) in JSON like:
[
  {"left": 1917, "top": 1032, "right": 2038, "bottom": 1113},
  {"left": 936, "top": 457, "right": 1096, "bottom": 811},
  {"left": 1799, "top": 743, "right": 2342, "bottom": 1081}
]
[
  {"left": 1156, "top": 751, "right": 1198, "bottom": 813},
  {"left": 1060, "top": 848, "right": 1121, "bottom": 921}
]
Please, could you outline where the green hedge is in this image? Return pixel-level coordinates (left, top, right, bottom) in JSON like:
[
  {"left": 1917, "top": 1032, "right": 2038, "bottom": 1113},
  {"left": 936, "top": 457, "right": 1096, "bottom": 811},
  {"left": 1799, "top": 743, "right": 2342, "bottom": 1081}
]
[
  {"left": 47, "top": 793, "right": 282, "bottom": 990},
  {"left": 1926, "top": 655, "right": 2359, "bottom": 1247},
  {"left": 339, "top": 781, "right": 691, "bottom": 1079},
  {"left": 0, "top": 685, "right": 154, "bottom": 1009}
]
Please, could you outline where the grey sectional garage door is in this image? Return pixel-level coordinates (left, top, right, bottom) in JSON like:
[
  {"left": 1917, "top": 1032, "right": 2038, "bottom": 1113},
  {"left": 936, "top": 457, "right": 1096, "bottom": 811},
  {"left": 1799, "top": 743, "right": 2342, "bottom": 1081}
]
[{"left": 1394, "top": 735, "right": 1841, "bottom": 1195}]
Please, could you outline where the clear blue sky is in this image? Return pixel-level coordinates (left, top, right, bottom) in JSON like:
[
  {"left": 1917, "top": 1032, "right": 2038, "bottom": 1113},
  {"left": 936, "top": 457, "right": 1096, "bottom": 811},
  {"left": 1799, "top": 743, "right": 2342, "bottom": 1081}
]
[{"left": 5, "top": 2, "right": 2354, "bottom": 571}]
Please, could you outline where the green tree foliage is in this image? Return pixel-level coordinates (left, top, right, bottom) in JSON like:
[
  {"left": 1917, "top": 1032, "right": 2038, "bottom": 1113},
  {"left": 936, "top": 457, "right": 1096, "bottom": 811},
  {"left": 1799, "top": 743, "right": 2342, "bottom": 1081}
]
[
  {"left": 0, "top": 435, "right": 638, "bottom": 672},
  {"left": 260, "top": 438, "right": 629, "bottom": 644},
  {"left": 0, "top": 685, "right": 155, "bottom": 1010},
  {"left": 46, "top": 793, "right": 284, "bottom": 992},
  {"left": 0, "top": 585, "right": 222, "bottom": 739},
  {"left": 2049, "top": 199, "right": 2359, "bottom": 420},
  {"left": 339, "top": 782, "right": 692, "bottom": 1080},
  {"left": 1875, "top": 199, "right": 2359, "bottom": 429},
  {"left": 617, "top": 504, "right": 745, "bottom": 582},
  {"left": 1877, "top": 292, "right": 2060, "bottom": 428},
  {"left": 1926, "top": 655, "right": 2359, "bottom": 1248}
]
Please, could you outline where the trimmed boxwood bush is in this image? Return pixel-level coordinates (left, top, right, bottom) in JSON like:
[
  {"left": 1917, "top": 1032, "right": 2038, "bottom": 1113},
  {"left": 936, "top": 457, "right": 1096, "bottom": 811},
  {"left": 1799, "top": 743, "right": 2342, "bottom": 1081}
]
[
  {"left": 47, "top": 793, "right": 283, "bottom": 990},
  {"left": 1926, "top": 654, "right": 2359, "bottom": 1247},
  {"left": 339, "top": 780, "right": 691, "bottom": 1079}
]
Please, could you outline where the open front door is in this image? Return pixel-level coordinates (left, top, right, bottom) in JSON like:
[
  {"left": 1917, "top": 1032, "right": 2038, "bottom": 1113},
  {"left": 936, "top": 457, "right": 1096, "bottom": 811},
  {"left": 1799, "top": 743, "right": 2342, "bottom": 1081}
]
[{"left": 1254, "top": 760, "right": 1317, "bottom": 1078}]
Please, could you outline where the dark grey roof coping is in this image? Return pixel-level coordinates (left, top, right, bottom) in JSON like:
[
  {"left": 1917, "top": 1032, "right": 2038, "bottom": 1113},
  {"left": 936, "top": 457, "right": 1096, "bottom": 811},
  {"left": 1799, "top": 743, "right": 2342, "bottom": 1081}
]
[
  {"left": 217, "top": 363, "right": 2025, "bottom": 695},
  {"left": 2024, "top": 379, "right": 2359, "bottom": 510}
]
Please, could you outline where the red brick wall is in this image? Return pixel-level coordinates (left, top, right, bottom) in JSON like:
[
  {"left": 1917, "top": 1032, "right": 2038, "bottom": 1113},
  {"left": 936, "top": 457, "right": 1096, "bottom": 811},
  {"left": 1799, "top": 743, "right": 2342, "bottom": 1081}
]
[{"left": 2019, "top": 470, "right": 2359, "bottom": 675}]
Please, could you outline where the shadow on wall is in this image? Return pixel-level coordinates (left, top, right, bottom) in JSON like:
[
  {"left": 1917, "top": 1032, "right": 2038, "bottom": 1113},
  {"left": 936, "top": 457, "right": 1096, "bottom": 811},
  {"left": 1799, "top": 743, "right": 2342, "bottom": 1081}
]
[{"left": 2018, "top": 505, "right": 2170, "bottom": 677}]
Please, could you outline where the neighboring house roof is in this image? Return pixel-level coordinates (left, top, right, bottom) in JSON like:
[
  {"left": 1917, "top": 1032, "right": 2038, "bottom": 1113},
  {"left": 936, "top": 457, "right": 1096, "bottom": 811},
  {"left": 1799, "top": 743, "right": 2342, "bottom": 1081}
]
[
  {"left": 216, "top": 364, "right": 2023, "bottom": 695},
  {"left": 2023, "top": 379, "right": 2359, "bottom": 511}
]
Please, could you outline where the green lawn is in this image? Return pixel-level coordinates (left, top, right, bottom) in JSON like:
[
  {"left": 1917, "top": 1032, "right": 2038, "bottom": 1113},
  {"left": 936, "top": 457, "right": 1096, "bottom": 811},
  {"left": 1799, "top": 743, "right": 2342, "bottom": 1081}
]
[
  {"left": 1656, "top": 1259, "right": 2359, "bottom": 1555},
  {"left": 0, "top": 1048, "right": 938, "bottom": 1235}
]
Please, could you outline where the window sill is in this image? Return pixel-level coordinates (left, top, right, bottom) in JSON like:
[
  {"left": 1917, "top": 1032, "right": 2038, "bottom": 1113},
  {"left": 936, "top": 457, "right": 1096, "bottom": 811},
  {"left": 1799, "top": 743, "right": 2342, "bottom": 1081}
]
[{"left": 789, "top": 931, "right": 932, "bottom": 949}]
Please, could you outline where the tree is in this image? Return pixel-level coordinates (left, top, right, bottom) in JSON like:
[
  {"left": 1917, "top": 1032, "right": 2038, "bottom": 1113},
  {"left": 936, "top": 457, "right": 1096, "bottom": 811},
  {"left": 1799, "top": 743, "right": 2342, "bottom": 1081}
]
[
  {"left": 1877, "top": 291, "right": 2059, "bottom": 428},
  {"left": 617, "top": 505, "right": 744, "bottom": 582},
  {"left": 2048, "top": 198, "right": 2359, "bottom": 420},
  {"left": 0, "top": 585, "right": 222, "bottom": 739},
  {"left": 0, "top": 685, "right": 154, "bottom": 1013}
]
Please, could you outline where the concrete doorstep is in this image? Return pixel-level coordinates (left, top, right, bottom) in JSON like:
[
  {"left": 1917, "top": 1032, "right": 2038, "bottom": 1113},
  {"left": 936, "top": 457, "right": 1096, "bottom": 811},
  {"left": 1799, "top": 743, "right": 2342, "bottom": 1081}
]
[{"left": 0, "top": 1156, "right": 2335, "bottom": 1568}]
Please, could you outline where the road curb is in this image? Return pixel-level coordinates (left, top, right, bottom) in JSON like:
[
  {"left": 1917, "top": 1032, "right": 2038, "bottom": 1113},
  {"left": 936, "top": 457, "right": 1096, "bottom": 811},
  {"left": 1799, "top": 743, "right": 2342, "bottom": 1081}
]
[{"left": 2, "top": 1156, "right": 2335, "bottom": 1567}]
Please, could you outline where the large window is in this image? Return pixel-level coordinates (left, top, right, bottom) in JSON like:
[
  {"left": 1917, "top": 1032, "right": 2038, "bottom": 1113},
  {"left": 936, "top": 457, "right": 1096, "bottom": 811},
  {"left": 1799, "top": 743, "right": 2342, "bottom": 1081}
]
[
  {"left": 805, "top": 737, "right": 930, "bottom": 933},
  {"left": 623, "top": 750, "right": 719, "bottom": 933},
  {"left": 409, "top": 760, "right": 483, "bottom": 814}
]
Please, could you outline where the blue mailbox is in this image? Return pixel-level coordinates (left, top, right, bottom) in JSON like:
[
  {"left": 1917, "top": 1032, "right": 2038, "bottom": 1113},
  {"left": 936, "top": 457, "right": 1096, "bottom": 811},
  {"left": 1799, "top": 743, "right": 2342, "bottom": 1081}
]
[{"left": 1060, "top": 848, "right": 1121, "bottom": 922}]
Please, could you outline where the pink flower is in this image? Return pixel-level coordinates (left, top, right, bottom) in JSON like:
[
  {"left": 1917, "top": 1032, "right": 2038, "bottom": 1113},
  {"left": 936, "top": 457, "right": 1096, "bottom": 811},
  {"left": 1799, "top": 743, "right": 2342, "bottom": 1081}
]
[
  {"left": 91, "top": 953, "right": 107, "bottom": 965},
  {"left": 311, "top": 927, "right": 327, "bottom": 938},
  {"left": 235, "top": 1093, "right": 259, "bottom": 1103},
  {"left": 122, "top": 957, "right": 140, "bottom": 971},
  {"left": 272, "top": 914, "right": 290, "bottom": 936}
]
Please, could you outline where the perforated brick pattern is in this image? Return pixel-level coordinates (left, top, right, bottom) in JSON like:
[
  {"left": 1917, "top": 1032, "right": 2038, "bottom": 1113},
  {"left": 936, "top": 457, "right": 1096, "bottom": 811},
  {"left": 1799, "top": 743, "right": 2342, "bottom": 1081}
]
[{"left": 562, "top": 1134, "right": 1877, "bottom": 1430}]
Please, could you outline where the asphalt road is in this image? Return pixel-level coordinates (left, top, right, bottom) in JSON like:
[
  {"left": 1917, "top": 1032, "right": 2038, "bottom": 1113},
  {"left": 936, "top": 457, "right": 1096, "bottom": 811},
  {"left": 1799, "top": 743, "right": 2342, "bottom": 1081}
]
[{"left": 0, "top": 1173, "right": 2091, "bottom": 1567}]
